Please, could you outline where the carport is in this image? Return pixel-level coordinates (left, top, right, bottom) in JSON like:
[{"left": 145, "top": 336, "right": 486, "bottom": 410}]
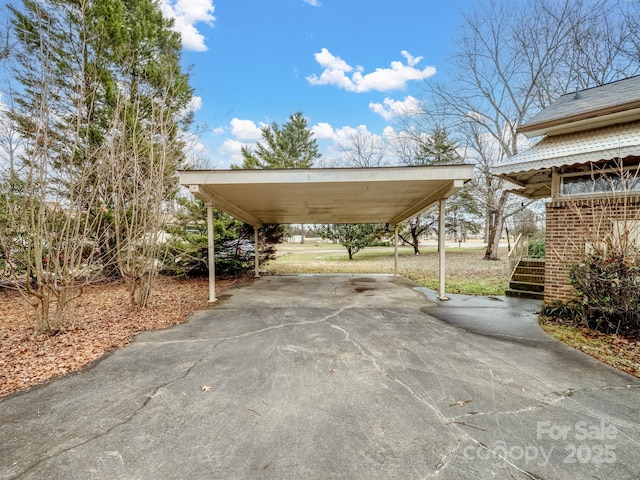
[{"left": 179, "top": 165, "right": 474, "bottom": 302}]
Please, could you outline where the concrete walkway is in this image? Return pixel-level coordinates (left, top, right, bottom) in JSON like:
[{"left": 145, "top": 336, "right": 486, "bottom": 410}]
[{"left": 1, "top": 275, "right": 639, "bottom": 479}]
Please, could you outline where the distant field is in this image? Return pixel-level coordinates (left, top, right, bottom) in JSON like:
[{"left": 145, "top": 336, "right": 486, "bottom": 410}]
[{"left": 262, "top": 243, "right": 510, "bottom": 296}]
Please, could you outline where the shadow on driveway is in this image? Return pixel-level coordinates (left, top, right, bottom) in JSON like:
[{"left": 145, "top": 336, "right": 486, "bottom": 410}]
[{"left": 1, "top": 275, "right": 639, "bottom": 479}]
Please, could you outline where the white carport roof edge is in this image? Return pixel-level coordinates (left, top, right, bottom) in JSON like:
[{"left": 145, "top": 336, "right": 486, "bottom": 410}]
[{"left": 179, "top": 165, "right": 475, "bottom": 227}]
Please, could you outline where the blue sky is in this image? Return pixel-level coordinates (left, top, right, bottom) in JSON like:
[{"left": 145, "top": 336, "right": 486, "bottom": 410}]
[{"left": 162, "top": 0, "right": 473, "bottom": 168}]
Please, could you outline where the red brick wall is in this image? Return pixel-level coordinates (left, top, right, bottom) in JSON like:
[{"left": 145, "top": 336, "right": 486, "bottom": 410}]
[{"left": 544, "top": 195, "right": 640, "bottom": 303}]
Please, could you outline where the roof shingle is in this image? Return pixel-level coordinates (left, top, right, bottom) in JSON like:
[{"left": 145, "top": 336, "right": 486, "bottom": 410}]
[
  {"left": 493, "top": 120, "right": 640, "bottom": 176},
  {"left": 521, "top": 76, "right": 640, "bottom": 129}
]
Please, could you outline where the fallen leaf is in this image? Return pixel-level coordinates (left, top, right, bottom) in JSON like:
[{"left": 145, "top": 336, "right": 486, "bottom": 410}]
[{"left": 0, "top": 276, "right": 253, "bottom": 399}]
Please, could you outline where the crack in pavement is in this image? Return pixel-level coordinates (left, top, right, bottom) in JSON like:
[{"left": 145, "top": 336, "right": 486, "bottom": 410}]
[
  {"left": 446, "top": 385, "right": 640, "bottom": 428},
  {"left": 319, "top": 318, "right": 640, "bottom": 478},
  {"left": 324, "top": 315, "right": 471, "bottom": 439},
  {"left": 423, "top": 436, "right": 468, "bottom": 478},
  {"left": 8, "top": 293, "right": 639, "bottom": 479},
  {"left": 10, "top": 340, "right": 226, "bottom": 480},
  {"left": 11, "top": 306, "right": 362, "bottom": 479},
  {"left": 463, "top": 437, "right": 546, "bottom": 480},
  {"left": 212, "top": 304, "right": 358, "bottom": 343},
  {"left": 329, "top": 323, "right": 383, "bottom": 372}
]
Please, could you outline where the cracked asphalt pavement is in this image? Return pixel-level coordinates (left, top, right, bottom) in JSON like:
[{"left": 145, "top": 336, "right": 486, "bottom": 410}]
[{"left": 1, "top": 274, "right": 639, "bottom": 479}]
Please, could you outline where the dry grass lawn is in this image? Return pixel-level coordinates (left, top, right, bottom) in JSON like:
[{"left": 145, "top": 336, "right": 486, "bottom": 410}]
[{"left": 264, "top": 243, "right": 509, "bottom": 295}]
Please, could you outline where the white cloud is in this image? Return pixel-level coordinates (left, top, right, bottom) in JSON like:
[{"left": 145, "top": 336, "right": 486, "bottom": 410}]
[
  {"left": 177, "top": 95, "right": 203, "bottom": 122},
  {"left": 369, "top": 95, "right": 424, "bottom": 121},
  {"left": 382, "top": 125, "right": 397, "bottom": 139},
  {"left": 182, "top": 131, "right": 207, "bottom": 155},
  {"left": 310, "top": 122, "right": 336, "bottom": 140},
  {"left": 230, "top": 118, "right": 263, "bottom": 141},
  {"left": 310, "top": 123, "right": 374, "bottom": 143},
  {"left": 334, "top": 125, "right": 362, "bottom": 142},
  {"left": 401, "top": 50, "right": 422, "bottom": 67},
  {"left": 159, "top": 0, "right": 216, "bottom": 52},
  {"left": 307, "top": 49, "right": 436, "bottom": 93},
  {"left": 187, "top": 95, "right": 203, "bottom": 112},
  {"left": 217, "top": 138, "right": 247, "bottom": 166},
  {"left": 219, "top": 138, "right": 245, "bottom": 156},
  {"left": 304, "top": 0, "right": 321, "bottom": 6},
  {"left": 214, "top": 118, "right": 268, "bottom": 166}
]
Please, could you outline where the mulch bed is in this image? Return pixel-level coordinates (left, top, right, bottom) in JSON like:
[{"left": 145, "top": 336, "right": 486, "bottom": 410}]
[{"left": 0, "top": 275, "right": 251, "bottom": 399}]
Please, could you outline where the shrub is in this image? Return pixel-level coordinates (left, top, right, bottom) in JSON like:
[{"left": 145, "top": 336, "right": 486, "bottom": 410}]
[
  {"left": 527, "top": 238, "right": 545, "bottom": 258},
  {"left": 540, "top": 299, "right": 584, "bottom": 325},
  {"left": 569, "top": 254, "right": 640, "bottom": 335}
]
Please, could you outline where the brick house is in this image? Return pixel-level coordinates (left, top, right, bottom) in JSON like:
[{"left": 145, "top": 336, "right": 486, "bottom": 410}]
[{"left": 493, "top": 76, "right": 640, "bottom": 303}]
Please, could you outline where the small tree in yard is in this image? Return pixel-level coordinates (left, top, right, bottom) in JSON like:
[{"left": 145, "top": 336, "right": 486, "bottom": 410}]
[
  {"left": 318, "top": 224, "right": 383, "bottom": 260},
  {"left": 394, "top": 126, "right": 482, "bottom": 254}
]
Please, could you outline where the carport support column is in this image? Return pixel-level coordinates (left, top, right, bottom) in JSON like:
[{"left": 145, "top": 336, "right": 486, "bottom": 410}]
[
  {"left": 394, "top": 224, "right": 399, "bottom": 276},
  {"left": 438, "top": 199, "right": 449, "bottom": 301},
  {"left": 254, "top": 226, "right": 260, "bottom": 278},
  {"left": 207, "top": 203, "right": 217, "bottom": 303}
]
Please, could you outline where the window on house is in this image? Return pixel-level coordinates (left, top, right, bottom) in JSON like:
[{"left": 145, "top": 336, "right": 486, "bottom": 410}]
[{"left": 561, "top": 165, "right": 640, "bottom": 197}]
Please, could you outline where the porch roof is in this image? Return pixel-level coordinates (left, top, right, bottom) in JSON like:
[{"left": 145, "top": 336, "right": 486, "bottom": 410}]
[{"left": 492, "top": 120, "right": 640, "bottom": 199}]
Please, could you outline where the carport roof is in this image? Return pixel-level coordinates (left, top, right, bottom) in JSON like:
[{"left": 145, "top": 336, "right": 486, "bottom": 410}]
[{"left": 179, "top": 165, "right": 474, "bottom": 227}]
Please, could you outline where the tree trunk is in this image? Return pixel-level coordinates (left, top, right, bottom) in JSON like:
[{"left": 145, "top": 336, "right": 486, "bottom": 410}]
[
  {"left": 484, "top": 191, "right": 509, "bottom": 260},
  {"left": 410, "top": 226, "right": 421, "bottom": 254},
  {"left": 347, "top": 247, "right": 353, "bottom": 260},
  {"left": 398, "top": 232, "right": 420, "bottom": 254}
]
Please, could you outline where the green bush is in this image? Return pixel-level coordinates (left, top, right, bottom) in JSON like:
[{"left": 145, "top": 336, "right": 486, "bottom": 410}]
[
  {"left": 569, "top": 254, "right": 640, "bottom": 335},
  {"left": 527, "top": 238, "right": 545, "bottom": 258},
  {"left": 540, "top": 300, "right": 584, "bottom": 325},
  {"left": 162, "top": 236, "right": 256, "bottom": 277}
]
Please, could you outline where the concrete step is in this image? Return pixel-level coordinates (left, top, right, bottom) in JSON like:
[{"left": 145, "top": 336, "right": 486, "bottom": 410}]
[
  {"left": 509, "top": 281, "right": 544, "bottom": 293},
  {"left": 512, "top": 273, "right": 545, "bottom": 284},
  {"left": 507, "top": 258, "right": 545, "bottom": 299},
  {"left": 513, "top": 267, "right": 545, "bottom": 277},
  {"left": 505, "top": 288, "right": 545, "bottom": 300},
  {"left": 518, "top": 258, "right": 545, "bottom": 268}
]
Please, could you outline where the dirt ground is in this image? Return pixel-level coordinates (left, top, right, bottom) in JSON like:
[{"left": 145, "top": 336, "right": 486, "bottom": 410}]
[{"left": 0, "top": 275, "right": 250, "bottom": 399}]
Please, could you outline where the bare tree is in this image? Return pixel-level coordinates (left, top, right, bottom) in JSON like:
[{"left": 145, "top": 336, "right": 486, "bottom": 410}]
[
  {"left": 336, "top": 128, "right": 388, "bottom": 168},
  {"left": 421, "top": 0, "right": 636, "bottom": 259},
  {"left": 2, "top": 0, "right": 193, "bottom": 328},
  {"left": 108, "top": 91, "right": 178, "bottom": 307},
  {"left": 622, "top": 0, "right": 640, "bottom": 67},
  {"left": 2, "top": 0, "right": 116, "bottom": 330}
]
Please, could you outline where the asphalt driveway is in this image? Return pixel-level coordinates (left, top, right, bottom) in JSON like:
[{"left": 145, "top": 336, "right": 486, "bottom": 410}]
[{"left": 1, "top": 275, "right": 639, "bottom": 479}]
